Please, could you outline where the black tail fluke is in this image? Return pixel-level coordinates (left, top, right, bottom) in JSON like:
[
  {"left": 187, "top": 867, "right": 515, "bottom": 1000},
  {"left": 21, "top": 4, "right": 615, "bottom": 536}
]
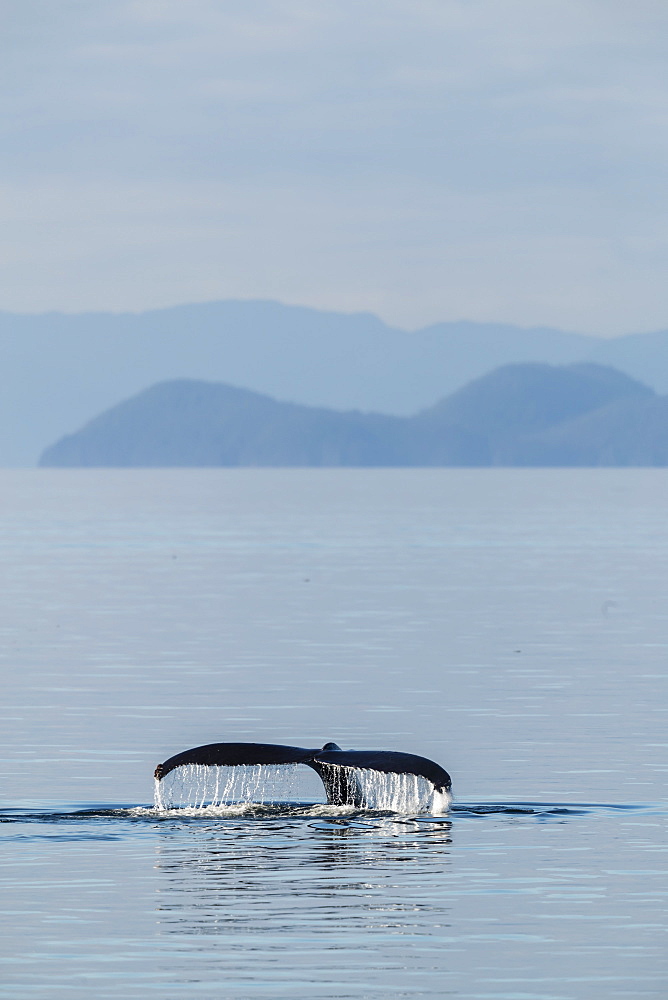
[
  {"left": 154, "top": 740, "right": 452, "bottom": 805},
  {"left": 154, "top": 742, "right": 316, "bottom": 781}
]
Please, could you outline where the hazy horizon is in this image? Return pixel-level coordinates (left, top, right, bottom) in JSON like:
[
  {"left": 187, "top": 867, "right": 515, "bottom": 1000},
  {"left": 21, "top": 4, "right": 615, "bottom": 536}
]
[
  {"left": 4, "top": 2, "right": 668, "bottom": 335},
  {"left": 1, "top": 295, "right": 667, "bottom": 341}
]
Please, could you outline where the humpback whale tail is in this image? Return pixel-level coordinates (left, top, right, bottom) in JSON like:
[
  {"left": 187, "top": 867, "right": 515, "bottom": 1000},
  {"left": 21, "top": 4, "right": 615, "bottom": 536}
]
[{"left": 154, "top": 741, "right": 452, "bottom": 812}]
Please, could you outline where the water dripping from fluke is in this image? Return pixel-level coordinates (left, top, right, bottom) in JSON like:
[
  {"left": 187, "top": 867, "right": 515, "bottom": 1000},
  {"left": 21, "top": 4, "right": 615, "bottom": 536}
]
[{"left": 153, "top": 741, "right": 452, "bottom": 815}]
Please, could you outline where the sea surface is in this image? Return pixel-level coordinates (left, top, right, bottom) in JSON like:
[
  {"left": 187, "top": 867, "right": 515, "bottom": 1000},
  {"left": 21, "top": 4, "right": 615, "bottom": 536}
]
[{"left": 0, "top": 468, "right": 666, "bottom": 999}]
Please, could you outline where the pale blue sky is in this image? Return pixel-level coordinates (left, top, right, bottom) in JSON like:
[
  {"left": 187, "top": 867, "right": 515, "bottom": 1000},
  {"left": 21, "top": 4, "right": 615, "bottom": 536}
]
[{"left": 3, "top": 0, "right": 668, "bottom": 334}]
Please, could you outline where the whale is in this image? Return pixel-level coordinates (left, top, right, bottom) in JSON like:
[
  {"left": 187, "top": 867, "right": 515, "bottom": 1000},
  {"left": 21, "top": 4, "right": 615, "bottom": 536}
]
[{"left": 154, "top": 741, "right": 451, "bottom": 806}]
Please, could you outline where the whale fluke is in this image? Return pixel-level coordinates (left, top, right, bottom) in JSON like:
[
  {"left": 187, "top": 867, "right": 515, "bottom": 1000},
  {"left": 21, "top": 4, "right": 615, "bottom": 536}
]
[{"left": 154, "top": 741, "right": 451, "bottom": 806}]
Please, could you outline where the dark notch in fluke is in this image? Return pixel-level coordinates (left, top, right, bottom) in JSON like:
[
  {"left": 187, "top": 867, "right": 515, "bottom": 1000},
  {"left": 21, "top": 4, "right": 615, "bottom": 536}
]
[{"left": 154, "top": 741, "right": 451, "bottom": 806}]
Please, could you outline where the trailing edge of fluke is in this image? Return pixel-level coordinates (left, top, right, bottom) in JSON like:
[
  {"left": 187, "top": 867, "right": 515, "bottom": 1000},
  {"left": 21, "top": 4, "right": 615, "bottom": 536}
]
[{"left": 154, "top": 741, "right": 452, "bottom": 806}]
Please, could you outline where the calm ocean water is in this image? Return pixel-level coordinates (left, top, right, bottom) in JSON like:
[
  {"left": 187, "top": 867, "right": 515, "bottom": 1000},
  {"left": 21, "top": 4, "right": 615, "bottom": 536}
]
[{"left": 0, "top": 469, "right": 666, "bottom": 999}]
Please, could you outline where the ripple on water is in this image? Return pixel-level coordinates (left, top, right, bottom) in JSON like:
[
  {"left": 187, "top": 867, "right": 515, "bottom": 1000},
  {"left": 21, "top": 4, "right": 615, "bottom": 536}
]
[{"left": 0, "top": 800, "right": 655, "bottom": 831}]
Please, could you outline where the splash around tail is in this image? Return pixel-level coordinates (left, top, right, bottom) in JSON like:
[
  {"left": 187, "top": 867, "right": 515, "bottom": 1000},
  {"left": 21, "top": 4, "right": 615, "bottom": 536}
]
[{"left": 154, "top": 741, "right": 452, "bottom": 814}]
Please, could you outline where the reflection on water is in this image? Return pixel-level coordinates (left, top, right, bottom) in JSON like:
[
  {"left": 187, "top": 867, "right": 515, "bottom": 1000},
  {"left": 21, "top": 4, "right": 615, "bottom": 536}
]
[
  {"left": 0, "top": 801, "right": 665, "bottom": 997},
  {"left": 152, "top": 811, "right": 455, "bottom": 989},
  {"left": 154, "top": 817, "right": 453, "bottom": 920},
  {"left": 149, "top": 800, "right": 666, "bottom": 998}
]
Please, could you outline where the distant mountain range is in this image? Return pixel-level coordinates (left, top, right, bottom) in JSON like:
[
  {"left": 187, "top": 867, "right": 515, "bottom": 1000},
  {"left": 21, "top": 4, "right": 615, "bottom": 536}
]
[
  {"left": 5, "top": 299, "right": 668, "bottom": 465},
  {"left": 40, "top": 362, "right": 668, "bottom": 467}
]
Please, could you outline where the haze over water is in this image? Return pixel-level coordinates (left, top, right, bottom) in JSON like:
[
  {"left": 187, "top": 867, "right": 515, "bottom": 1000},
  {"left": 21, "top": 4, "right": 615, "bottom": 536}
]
[{"left": 1, "top": 469, "right": 666, "bottom": 998}]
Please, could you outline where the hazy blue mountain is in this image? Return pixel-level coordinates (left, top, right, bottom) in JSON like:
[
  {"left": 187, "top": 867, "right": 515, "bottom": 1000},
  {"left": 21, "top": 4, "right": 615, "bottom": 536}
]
[
  {"left": 3, "top": 300, "right": 591, "bottom": 466},
  {"left": 39, "top": 379, "right": 486, "bottom": 468},
  {"left": 5, "top": 298, "right": 668, "bottom": 465},
  {"left": 38, "top": 381, "right": 401, "bottom": 468},
  {"left": 39, "top": 362, "right": 658, "bottom": 468},
  {"left": 500, "top": 395, "right": 668, "bottom": 466},
  {"left": 415, "top": 362, "right": 653, "bottom": 442}
]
